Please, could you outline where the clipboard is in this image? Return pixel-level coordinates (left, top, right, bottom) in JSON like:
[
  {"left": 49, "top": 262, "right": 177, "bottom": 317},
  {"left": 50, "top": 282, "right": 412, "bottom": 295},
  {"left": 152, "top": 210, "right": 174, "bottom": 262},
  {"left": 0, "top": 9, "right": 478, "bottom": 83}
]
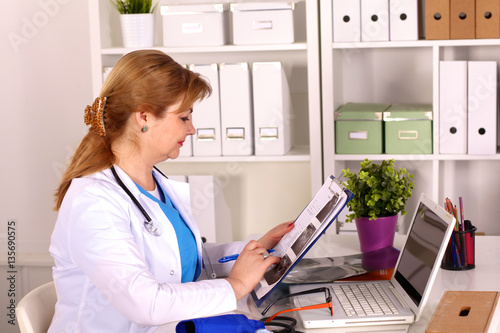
[{"left": 251, "top": 175, "right": 354, "bottom": 307}]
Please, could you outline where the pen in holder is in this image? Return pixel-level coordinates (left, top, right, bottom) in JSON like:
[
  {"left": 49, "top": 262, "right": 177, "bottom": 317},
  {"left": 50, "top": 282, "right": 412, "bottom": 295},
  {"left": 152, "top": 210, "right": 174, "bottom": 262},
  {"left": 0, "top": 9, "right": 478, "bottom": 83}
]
[{"left": 441, "top": 220, "right": 476, "bottom": 270}]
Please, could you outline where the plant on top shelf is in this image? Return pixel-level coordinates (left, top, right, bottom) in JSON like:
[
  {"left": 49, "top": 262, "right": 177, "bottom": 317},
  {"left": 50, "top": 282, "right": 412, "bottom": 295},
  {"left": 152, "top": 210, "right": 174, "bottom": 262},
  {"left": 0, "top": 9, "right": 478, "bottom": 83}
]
[
  {"left": 342, "top": 159, "right": 415, "bottom": 222},
  {"left": 110, "top": 0, "right": 158, "bottom": 14},
  {"left": 110, "top": 0, "right": 158, "bottom": 48}
]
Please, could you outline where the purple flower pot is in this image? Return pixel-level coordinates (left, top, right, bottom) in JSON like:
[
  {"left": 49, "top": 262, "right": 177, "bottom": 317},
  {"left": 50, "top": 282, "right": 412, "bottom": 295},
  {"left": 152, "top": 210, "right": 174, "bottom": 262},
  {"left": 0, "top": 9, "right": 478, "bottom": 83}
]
[{"left": 355, "top": 215, "right": 398, "bottom": 253}]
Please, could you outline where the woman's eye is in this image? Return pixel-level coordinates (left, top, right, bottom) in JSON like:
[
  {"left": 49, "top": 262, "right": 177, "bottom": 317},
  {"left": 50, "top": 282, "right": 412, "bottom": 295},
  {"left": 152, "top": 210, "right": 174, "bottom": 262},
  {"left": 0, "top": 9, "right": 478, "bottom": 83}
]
[{"left": 181, "top": 117, "right": 190, "bottom": 122}]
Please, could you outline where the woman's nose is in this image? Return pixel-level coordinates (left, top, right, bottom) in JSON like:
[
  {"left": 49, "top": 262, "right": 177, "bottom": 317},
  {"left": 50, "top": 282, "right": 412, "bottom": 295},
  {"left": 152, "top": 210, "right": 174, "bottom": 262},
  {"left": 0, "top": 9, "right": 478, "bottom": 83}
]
[{"left": 187, "top": 122, "right": 196, "bottom": 135}]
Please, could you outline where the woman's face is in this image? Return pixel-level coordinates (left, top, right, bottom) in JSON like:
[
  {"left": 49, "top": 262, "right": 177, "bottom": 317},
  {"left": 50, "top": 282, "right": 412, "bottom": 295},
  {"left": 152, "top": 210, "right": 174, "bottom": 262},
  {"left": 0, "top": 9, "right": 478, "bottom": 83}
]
[{"left": 147, "top": 100, "right": 195, "bottom": 161}]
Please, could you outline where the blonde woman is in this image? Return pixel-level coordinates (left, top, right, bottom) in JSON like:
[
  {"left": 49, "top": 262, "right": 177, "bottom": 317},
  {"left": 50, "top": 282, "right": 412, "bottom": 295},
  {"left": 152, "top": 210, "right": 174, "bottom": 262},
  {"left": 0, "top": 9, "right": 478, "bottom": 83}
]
[{"left": 49, "top": 50, "right": 293, "bottom": 332}]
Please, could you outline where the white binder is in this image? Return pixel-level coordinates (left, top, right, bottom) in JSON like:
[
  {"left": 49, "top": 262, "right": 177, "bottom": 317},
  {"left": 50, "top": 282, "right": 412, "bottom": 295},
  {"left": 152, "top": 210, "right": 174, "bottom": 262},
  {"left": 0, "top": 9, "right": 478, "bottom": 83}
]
[
  {"left": 439, "top": 61, "right": 468, "bottom": 154},
  {"left": 188, "top": 175, "right": 232, "bottom": 243},
  {"left": 333, "top": 0, "right": 361, "bottom": 42},
  {"left": 361, "top": 0, "right": 389, "bottom": 41},
  {"left": 468, "top": 61, "right": 498, "bottom": 155},
  {"left": 178, "top": 64, "right": 193, "bottom": 158},
  {"left": 389, "top": 0, "right": 418, "bottom": 41},
  {"left": 219, "top": 62, "right": 254, "bottom": 156},
  {"left": 252, "top": 62, "right": 293, "bottom": 156},
  {"left": 189, "top": 64, "right": 222, "bottom": 157}
]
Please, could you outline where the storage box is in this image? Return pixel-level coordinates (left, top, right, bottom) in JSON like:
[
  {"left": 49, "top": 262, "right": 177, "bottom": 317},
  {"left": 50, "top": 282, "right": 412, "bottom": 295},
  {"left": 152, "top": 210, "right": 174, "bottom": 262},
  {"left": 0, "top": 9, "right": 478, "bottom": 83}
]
[
  {"left": 389, "top": 0, "right": 419, "bottom": 41},
  {"left": 252, "top": 62, "right": 293, "bottom": 156},
  {"left": 476, "top": 0, "right": 500, "bottom": 38},
  {"left": 219, "top": 62, "right": 254, "bottom": 156},
  {"left": 333, "top": 0, "right": 361, "bottom": 42},
  {"left": 161, "top": 4, "right": 228, "bottom": 47},
  {"left": 190, "top": 64, "right": 222, "bottom": 157},
  {"left": 450, "top": 0, "right": 475, "bottom": 39},
  {"left": 384, "top": 104, "right": 433, "bottom": 154},
  {"left": 425, "top": 0, "right": 451, "bottom": 39},
  {"left": 361, "top": 0, "right": 389, "bottom": 41},
  {"left": 230, "top": 2, "right": 294, "bottom": 45},
  {"left": 335, "top": 103, "right": 390, "bottom": 154}
]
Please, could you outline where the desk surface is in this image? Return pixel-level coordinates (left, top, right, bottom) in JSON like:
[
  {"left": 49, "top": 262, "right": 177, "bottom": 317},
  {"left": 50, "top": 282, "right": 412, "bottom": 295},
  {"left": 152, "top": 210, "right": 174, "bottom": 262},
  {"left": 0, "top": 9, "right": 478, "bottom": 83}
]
[
  {"left": 293, "top": 234, "right": 500, "bottom": 332},
  {"left": 155, "top": 235, "right": 500, "bottom": 333}
]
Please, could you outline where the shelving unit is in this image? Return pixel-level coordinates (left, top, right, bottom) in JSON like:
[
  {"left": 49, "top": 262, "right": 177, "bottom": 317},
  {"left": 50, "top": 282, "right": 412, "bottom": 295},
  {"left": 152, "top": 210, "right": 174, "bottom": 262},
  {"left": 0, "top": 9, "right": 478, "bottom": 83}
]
[
  {"left": 89, "top": 0, "right": 322, "bottom": 190},
  {"left": 320, "top": 0, "right": 500, "bottom": 235},
  {"left": 87, "top": 0, "right": 323, "bottom": 240}
]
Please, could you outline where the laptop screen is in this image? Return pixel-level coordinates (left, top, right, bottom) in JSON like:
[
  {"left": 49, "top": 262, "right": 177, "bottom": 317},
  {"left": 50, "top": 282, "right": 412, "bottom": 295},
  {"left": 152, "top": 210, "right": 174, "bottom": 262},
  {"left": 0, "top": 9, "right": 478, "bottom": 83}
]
[{"left": 394, "top": 201, "right": 450, "bottom": 307}]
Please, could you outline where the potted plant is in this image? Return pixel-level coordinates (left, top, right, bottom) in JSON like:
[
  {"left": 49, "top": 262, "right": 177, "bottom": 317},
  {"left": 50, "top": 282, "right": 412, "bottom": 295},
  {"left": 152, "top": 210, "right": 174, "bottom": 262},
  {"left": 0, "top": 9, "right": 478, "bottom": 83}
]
[
  {"left": 342, "top": 159, "right": 415, "bottom": 252},
  {"left": 110, "top": 0, "right": 158, "bottom": 48}
]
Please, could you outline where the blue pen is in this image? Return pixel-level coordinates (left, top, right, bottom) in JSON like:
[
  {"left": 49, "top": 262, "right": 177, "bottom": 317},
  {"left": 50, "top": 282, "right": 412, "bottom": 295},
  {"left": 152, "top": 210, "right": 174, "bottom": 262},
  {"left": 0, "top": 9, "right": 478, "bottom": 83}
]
[{"left": 218, "top": 249, "right": 275, "bottom": 263}]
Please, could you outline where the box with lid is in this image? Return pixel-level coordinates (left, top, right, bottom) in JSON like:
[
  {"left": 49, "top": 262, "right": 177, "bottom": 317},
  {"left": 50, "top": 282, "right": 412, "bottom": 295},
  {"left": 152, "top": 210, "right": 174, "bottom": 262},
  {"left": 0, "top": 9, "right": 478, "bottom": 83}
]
[
  {"left": 334, "top": 103, "right": 390, "bottom": 154},
  {"left": 161, "top": 4, "right": 228, "bottom": 47}
]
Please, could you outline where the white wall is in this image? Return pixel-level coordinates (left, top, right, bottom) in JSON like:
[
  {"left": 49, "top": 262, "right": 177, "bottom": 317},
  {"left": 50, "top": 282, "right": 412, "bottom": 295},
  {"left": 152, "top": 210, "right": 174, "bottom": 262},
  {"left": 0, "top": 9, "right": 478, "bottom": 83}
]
[
  {"left": 1, "top": 0, "right": 92, "bottom": 253},
  {"left": 0, "top": 3, "right": 312, "bottom": 331},
  {"left": 0, "top": 0, "right": 313, "bottom": 253}
]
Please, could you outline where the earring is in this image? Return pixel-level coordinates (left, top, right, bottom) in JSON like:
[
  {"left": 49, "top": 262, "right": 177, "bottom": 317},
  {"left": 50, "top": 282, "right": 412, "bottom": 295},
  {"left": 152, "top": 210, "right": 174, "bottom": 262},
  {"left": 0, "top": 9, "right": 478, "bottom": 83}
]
[{"left": 141, "top": 125, "right": 148, "bottom": 133}]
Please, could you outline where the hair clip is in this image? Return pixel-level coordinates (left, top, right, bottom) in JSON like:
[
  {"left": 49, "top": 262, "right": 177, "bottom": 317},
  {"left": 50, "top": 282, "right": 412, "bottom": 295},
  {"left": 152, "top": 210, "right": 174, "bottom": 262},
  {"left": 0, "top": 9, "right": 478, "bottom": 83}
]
[{"left": 84, "top": 97, "right": 107, "bottom": 137}]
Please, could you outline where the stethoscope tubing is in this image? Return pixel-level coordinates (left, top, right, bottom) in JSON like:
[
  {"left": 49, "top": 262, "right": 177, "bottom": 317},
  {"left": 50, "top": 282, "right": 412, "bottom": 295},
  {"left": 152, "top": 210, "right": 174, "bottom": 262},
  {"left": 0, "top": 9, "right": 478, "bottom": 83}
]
[
  {"left": 110, "top": 165, "right": 216, "bottom": 277},
  {"left": 111, "top": 166, "right": 153, "bottom": 223},
  {"left": 111, "top": 165, "right": 166, "bottom": 236}
]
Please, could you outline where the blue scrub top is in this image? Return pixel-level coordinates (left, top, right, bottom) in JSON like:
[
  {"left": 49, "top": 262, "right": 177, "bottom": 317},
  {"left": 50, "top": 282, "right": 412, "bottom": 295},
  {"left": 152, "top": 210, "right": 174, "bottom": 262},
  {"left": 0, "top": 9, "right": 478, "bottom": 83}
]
[{"left": 135, "top": 178, "right": 199, "bottom": 283}]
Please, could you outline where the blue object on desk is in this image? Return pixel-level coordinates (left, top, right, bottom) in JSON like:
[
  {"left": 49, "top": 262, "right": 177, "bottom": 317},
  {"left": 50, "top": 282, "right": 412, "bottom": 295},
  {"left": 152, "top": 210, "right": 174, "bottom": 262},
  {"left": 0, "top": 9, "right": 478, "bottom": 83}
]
[
  {"left": 175, "top": 314, "right": 264, "bottom": 333},
  {"left": 218, "top": 249, "right": 275, "bottom": 263}
]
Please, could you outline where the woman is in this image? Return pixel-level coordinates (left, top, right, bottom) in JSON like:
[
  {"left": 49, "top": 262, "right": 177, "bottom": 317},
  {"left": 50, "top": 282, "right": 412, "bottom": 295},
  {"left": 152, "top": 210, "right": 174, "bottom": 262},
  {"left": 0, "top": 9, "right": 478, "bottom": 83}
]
[{"left": 49, "top": 50, "right": 293, "bottom": 332}]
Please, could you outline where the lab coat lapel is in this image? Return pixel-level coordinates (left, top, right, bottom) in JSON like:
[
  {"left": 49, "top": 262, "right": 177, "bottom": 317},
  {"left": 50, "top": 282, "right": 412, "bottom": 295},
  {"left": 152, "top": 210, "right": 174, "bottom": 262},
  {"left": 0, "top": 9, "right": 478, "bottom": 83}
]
[
  {"left": 155, "top": 171, "right": 203, "bottom": 269},
  {"left": 155, "top": 173, "right": 200, "bottom": 238}
]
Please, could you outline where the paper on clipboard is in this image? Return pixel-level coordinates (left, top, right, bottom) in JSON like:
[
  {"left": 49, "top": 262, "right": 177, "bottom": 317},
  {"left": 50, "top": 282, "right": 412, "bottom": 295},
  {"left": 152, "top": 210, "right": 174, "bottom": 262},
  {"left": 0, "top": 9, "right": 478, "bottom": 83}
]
[{"left": 251, "top": 175, "right": 353, "bottom": 305}]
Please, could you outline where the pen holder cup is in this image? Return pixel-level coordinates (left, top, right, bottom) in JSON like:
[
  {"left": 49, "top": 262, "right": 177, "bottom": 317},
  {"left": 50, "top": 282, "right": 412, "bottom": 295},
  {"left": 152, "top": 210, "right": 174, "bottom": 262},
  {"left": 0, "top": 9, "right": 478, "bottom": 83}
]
[{"left": 441, "top": 225, "right": 476, "bottom": 271}]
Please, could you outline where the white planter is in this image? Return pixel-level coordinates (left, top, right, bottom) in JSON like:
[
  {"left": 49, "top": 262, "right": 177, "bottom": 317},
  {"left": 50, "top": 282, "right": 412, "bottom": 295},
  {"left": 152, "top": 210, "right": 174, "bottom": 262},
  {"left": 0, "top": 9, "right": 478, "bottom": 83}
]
[{"left": 120, "top": 13, "right": 154, "bottom": 48}]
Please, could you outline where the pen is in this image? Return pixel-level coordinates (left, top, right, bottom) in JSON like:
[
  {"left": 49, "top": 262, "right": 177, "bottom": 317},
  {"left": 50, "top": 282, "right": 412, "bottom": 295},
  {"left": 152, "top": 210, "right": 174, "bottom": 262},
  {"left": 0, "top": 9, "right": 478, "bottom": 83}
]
[{"left": 218, "top": 249, "right": 275, "bottom": 263}]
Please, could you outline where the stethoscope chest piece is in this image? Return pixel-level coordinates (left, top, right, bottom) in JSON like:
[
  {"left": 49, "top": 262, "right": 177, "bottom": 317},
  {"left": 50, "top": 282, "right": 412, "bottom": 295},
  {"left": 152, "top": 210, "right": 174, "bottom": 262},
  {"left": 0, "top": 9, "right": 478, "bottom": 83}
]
[
  {"left": 111, "top": 166, "right": 164, "bottom": 237},
  {"left": 144, "top": 220, "right": 162, "bottom": 236}
]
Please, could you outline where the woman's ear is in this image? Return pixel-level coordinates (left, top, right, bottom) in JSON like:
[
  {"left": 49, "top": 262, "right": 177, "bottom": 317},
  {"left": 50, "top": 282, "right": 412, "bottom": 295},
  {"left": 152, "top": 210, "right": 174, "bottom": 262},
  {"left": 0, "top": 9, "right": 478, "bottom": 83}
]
[{"left": 134, "top": 105, "right": 150, "bottom": 130}]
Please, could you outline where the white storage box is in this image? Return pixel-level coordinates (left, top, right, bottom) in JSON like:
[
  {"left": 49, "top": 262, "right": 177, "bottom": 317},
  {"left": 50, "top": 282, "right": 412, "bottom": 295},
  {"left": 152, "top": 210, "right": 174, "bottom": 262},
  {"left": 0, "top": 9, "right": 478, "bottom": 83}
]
[
  {"left": 219, "top": 62, "right": 254, "bottom": 156},
  {"left": 190, "top": 64, "right": 223, "bottom": 157},
  {"left": 161, "top": 4, "right": 228, "bottom": 47},
  {"left": 252, "top": 62, "right": 293, "bottom": 156},
  {"left": 230, "top": 2, "right": 295, "bottom": 45}
]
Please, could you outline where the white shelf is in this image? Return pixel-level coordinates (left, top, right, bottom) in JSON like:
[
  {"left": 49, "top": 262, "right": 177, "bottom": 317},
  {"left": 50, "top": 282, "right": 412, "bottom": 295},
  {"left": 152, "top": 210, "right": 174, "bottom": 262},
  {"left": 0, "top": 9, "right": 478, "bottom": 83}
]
[
  {"left": 334, "top": 153, "right": 500, "bottom": 161},
  {"left": 89, "top": 0, "right": 323, "bottom": 196},
  {"left": 169, "top": 145, "right": 310, "bottom": 163},
  {"left": 320, "top": 0, "right": 500, "bottom": 235},
  {"left": 332, "top": 38, "right": 500, "bottom": 49},
  {"left": 101, "top": 43, "right": 308, "bottom": 55}
]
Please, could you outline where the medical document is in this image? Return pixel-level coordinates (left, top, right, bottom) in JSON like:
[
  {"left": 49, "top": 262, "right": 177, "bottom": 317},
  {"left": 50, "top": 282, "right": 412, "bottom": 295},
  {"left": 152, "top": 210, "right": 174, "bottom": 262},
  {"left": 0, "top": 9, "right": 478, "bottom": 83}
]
[{"left": 252, "top": 176, "right": 352, "bottom": 303}]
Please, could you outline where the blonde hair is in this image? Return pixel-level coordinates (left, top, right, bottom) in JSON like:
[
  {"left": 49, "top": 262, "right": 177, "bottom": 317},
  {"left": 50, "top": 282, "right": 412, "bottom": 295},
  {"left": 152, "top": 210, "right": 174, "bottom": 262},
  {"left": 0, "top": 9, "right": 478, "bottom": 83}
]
[{"left": 54, "top": 50, "right": 211, "bottom": 210}]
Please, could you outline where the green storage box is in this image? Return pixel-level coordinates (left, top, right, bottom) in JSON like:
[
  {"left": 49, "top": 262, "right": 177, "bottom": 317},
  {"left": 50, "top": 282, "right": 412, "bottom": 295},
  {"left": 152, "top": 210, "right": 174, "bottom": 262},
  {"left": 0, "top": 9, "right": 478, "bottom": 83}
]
[
  {"left": 383, "top": 104, "right": 433, "bottom": 154},
  {"left": 335, "top": 103, "right": 390, "bottom": 154}
]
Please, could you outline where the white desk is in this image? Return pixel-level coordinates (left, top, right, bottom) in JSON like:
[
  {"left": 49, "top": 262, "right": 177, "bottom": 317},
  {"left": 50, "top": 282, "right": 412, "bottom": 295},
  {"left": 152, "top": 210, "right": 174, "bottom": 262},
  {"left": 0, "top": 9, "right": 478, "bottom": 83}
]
[
  {"left": 286, "top": 235, "right": 500, "bottom": 332},
  {"left": 156, "top": 235, "right": 500, "bottom": 332}
]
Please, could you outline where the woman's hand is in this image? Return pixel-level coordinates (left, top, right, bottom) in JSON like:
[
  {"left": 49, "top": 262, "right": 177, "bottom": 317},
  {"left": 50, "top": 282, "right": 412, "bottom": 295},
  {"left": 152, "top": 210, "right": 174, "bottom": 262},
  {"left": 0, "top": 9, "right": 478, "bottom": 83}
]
[
  {"left": 258, "top": 221, "right": 294, "bottom": 249},
  {"left": 225, "top": 240, "right": 281, "bottom": 301}
]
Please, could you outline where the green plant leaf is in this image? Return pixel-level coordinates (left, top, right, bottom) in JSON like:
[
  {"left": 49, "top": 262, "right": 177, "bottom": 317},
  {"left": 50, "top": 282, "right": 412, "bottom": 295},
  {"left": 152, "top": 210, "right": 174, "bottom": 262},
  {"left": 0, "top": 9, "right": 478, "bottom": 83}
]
[
  {"left": 342, "top": 159, "right": 415, "bottom": 223},
  {"left": 109, "top": 0, "right": 158, "bottom": 14}
]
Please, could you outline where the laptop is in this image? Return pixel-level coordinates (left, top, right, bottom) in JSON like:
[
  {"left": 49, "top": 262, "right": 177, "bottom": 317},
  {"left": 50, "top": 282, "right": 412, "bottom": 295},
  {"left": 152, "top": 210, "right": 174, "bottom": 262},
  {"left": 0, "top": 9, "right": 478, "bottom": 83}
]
[{"left": 289, "top": 193, "right": 455, "bottom": 329}]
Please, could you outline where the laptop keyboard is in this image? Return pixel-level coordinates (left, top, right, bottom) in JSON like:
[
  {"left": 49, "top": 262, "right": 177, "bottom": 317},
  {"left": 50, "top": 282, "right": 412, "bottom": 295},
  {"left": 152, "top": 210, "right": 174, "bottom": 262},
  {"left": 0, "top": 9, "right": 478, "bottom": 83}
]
[{"left": 332, "top": 283, "right": 399, "bottom": 317}]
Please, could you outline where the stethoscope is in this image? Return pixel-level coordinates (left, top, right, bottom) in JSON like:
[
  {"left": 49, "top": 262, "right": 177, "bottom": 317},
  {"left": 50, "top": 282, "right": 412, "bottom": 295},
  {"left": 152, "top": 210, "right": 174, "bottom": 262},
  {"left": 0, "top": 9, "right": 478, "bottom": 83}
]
[
  {"left": 111, "top": 165, "right": 167, "bottom": 237},
  {"left": 110, "top": 165, "right": 217, "bottom": 278}
]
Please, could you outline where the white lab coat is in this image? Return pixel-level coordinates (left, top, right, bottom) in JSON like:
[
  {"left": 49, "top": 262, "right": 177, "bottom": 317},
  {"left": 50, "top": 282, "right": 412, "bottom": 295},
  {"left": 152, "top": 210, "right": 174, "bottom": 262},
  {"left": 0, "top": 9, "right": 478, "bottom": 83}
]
[{"left": 49, "top": 165, "right": 246, "bottom": 333}]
